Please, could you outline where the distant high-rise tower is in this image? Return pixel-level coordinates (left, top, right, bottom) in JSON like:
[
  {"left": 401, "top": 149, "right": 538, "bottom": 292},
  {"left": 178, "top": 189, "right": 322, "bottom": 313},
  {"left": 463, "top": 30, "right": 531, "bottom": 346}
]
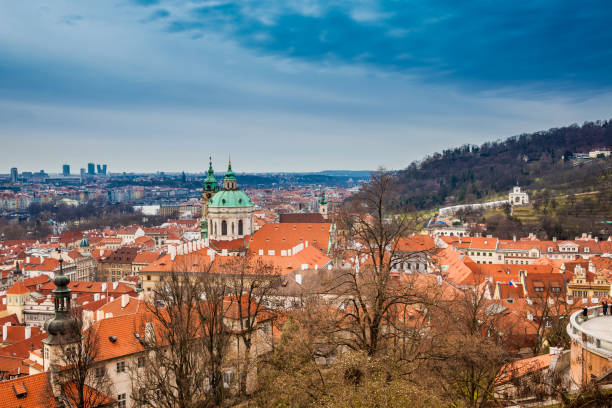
[
  {"left": 62, "top": 164, "right": 70, "bottom": 177},
  {"left": 87, "top": 163, "right": 95, "bottom": 175},
  {"left": 10, "top": 167, "right": 18, "bottom": 183},
  {"left": 80, "top": 168, "right": 86, "bottom": 183},
  {"left": 96, "top": 164, "right": 108, "bottom": 175}
]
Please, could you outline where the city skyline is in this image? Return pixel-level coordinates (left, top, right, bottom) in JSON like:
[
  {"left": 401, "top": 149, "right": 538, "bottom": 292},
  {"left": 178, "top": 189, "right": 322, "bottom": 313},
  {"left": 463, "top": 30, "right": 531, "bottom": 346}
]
[{"left": 2, "top": 1, "right": 612, "bottom": 172}]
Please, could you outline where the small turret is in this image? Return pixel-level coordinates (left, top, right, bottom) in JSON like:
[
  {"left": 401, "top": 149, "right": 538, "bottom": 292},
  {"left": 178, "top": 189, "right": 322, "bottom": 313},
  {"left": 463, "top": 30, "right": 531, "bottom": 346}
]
[
  {"left": 319, "top": 191, "right": 328, "bottom": 219},
  {"left": 43, "top": 254, "right": 80, "bottom": 347},
  {"left": 222, "top": 158, "right": 238, "bottom": 190}
]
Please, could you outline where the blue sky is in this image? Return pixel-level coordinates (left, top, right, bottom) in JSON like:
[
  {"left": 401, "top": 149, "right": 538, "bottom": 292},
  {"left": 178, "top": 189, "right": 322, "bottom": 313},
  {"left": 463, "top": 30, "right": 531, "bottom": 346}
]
[{"left": 1, "top": 0, "right": 612, "bottom": 173}]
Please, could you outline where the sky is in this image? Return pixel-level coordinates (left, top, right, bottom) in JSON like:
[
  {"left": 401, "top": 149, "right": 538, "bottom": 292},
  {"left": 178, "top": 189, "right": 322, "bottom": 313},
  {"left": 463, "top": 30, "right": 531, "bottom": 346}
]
[{"left": 1, "top": 0, "right": 612, "bottom": 173}]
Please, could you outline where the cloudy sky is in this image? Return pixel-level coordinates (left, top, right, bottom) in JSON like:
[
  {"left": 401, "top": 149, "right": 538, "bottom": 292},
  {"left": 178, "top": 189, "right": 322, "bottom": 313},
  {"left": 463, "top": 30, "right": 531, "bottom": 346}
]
[{"left": 2, "top": 1, "right": 612, "bottom": 173}]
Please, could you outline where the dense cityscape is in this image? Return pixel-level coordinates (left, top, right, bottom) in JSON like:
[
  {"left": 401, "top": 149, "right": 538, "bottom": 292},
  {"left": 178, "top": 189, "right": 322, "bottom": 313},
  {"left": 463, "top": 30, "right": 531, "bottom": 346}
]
[{"left": 3, "top": 1, "right": 612, "bottom": 407}]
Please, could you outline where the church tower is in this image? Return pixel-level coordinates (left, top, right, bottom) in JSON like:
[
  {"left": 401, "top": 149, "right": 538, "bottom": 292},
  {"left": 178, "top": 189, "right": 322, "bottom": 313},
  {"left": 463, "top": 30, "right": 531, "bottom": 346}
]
[
  {"left": 201, "top": 158, "right": 219, "bottom": 239},
  {"left": 43, "top": 256, "right": 80, "bottom": 372},
  {"left": 319, "top": 190, "right": 328, "bottom": 219}
]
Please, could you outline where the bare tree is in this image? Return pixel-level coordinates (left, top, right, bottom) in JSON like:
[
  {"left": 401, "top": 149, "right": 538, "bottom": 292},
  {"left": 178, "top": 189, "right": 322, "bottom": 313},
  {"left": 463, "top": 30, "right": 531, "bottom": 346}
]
[
  {"left": 131, "top": 254, "right": 233, "bottom": 408},
  {"left": 426, "top": 283, "right": 515, "bottom": 408},
  {"left": 53, "top": 311, "right": 114, "bottom": 408},
  {"left": 328, "top": 169, "right": 437, "bottom": 356},
  {"left": 221, "top": 253, "right": 279, "bottom": 397}
]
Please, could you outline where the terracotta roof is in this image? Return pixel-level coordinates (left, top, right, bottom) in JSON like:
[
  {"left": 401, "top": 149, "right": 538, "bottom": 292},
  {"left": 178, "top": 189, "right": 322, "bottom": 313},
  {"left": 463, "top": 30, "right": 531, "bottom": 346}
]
[
  {"left": 132, "top": 251, "right": 161, "bottom": 264},
  {"left": 0, "top": 372, "right": 58, "bottom": 408},
  {"left": 249, "top": 223, "right": 332, "bottom": 254},
  {"left": 395, "top": 235, "right": 435, "bottom": 252},
  {"left": 6, "top": 281, "right": 29, "bottom": 295},
  {"left": 496, "top": 354, "right": 555, "bottom": 384}
]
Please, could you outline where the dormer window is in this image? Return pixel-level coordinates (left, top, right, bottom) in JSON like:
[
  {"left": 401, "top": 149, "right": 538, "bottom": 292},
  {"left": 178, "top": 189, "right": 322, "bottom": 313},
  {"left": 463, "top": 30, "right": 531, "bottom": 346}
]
[{"left": 584, "top": 247, "right": 589, "bottom": 253}]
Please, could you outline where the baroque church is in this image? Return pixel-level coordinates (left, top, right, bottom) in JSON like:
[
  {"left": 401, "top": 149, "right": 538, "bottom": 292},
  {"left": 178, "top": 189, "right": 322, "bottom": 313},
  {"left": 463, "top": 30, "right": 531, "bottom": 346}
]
[{"left": 201, "top": 158, "right": 255, "bottom": 241}]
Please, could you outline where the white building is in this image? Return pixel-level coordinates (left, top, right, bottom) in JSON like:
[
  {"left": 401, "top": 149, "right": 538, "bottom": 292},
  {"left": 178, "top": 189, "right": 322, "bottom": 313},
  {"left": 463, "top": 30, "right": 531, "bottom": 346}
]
[{"left": 509, "top": 186, "right": 529, "bottom": 206}]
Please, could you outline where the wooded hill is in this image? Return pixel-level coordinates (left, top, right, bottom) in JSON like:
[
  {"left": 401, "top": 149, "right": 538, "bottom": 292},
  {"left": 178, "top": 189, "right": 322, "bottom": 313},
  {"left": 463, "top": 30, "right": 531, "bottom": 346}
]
[{"left": 396, "top": 120, "right": 612, "bottom": 211}]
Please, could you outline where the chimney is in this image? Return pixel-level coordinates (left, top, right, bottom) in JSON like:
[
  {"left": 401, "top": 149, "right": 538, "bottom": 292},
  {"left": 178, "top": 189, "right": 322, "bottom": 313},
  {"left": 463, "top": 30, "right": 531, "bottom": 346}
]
[
  {"left": 121, "top": 294, "right": 129, "bottom": 308},
  {"left": 513, "top": 235, "right": 516, "bottom": 242},
  {"left": 295, "top": 274, "right": 302, "bottom": 285},
  {"left": 113, "top": 282, "right": 118, "bottom": 290},
  {"left": 25, "top": 326, "right": 31, "bottom": 340},
  {"left": 2, "top": 324, "right": 7, "bottom": 341},
  {"left": 96, "top": 310, "right": 104, "bottom": 321},
  {"left": 553, "top": 237, "right": 557, "bottom": 243},
  {"left": 101, "top": 282, "right": 107, "bottom": 292}
]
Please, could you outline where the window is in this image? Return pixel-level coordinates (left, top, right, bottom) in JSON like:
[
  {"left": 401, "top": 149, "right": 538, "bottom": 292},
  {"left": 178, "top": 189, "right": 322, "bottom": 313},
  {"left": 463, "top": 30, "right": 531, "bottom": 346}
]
[
  {"left": 138, "top": 356, "right": 145, "bottom": 368},
  {"left": 95, "top": 366, "right": 105, "bottom": 378},
  {"left": 223, "top": 370, "right": 234, "bottom": 388},
  {"left": 551, "top": 287, "right": 561, "bottom": 293},
  {"left": 221, "top": 220, "right": 227, "bottom": 236},
  {"left": 534, "top": 286, "right": 544, "bottom": 292},
  {"left": 238, "top": 219, "right": 243, "bottom": 235},
  {"left": 232, "top": 222, "right": 235, "bottom": 234},
  {"left": 117, "top": 393, "right": 126, "bottom": 408},
  {"left": 147, "top": 275, "right": 151, "bottom": 281},
  {"left": 116, "top": 361, "right": 126, "bottom": 373}
]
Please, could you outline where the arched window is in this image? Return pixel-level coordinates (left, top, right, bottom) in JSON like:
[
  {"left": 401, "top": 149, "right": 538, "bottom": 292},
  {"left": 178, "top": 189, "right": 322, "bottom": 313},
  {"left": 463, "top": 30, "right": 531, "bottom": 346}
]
[
  {"left": 221, "top": 220, "right": 227, "bottom": 236},
  {"left": 238, "top": 219, "right": 243, "bottom": 235}
]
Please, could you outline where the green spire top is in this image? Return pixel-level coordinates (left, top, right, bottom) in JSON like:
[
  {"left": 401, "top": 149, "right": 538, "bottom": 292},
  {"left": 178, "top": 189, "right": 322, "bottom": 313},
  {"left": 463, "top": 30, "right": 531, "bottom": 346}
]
[
  {"left": 320, "top": 190, "right": 328, "bottom": 205},
  {"left": 225, "top": 156, "right": 236, "bottom": 180},
  {"left": 222, "top": 156, "right": 238, "bottom": 190},
  {"left": 204, "top": 157, "right": 219, "bottom": 192}
]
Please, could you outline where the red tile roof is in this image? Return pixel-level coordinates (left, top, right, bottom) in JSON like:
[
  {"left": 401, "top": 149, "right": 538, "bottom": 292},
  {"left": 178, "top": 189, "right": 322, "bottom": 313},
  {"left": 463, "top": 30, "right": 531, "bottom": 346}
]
[
  {"left": 6, "top": 281, "right": 29, "bottom": 295},
  {"left": 0, "top": 372, "right": 58, "bottom": 408}
]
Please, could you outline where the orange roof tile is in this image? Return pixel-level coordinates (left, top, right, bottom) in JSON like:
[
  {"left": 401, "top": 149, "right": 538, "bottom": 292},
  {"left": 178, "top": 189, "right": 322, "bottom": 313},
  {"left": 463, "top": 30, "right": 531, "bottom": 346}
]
[
  {"left": 6, "top": 280, "right": 29, "bottom": 295},
  {"left": 0, "top": 372, "right": 58, "bottom": 408}
]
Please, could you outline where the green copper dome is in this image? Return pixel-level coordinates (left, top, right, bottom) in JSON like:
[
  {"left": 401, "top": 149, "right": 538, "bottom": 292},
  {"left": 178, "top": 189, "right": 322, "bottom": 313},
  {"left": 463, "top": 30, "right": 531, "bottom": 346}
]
[
  {"left": 79, "top": 234, "right": 90, "bottom": 248},
  {"left": 208, "top": 190, "right": 253, "bottom": 208}
]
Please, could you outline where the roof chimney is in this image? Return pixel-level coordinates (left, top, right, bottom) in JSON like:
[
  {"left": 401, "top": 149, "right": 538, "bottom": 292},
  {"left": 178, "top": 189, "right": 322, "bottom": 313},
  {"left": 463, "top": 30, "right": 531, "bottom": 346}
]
[
  {"left": 2, "top": 325, "right": 7, "bottom": 341},
  {"left": 553, "top": 237, "right": 557, "bottom": 243},
  {"left": 96, "top": 310, "right": 104, "bottom": 321},
  {"left": 295, "top": 274, "right": 302, "bottom": 285},
  {"left": 24, "top": 326, "right": 31, "bottom": 340},
  {"left": 121, "top": 294, "right": 129, "bottom": 308},
  {"left": 113, "top": 282, "right": 118, "bottom": 290},
  {"left": 513, "top": 235, "right": 516, "bottom": 242},
  {"left": 101, "top": 282, "right": 107, "bottom": 292}
]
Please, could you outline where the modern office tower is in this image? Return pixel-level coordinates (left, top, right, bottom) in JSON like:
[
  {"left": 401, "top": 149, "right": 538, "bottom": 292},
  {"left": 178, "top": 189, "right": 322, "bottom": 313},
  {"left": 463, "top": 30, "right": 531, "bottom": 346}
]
[
  {"left": 10, "top": 167, "right": 18, "bottom": 183},
  {"left": 87, "top": 163, "right": 95, "bottom": 175},
  {"left": 96, "top": 164, "right": 107, "bottom": 175},
  {"left": 80, "top": 168, "right": 86, "bottom": 183},
  {"left": 62, "top": 164, "right": 70, "bottom": 176}
]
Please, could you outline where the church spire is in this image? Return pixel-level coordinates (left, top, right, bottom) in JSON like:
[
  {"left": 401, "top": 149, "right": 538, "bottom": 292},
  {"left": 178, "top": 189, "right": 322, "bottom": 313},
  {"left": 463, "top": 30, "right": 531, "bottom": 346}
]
[
  {"left": 223, "top": 156, "right": 237, "bottom": 190},
  {"left": 43, "top": 249, "right": 79, "bottom": 346}
]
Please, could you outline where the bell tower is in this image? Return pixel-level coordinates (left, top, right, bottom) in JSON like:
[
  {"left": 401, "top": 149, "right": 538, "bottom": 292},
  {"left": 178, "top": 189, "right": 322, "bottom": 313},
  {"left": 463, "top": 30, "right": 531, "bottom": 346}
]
[
  {"left": 319, "top": 190, "right": 328, "bottom": 219},
  {"left": 201, "top": 157, "right": 219, "bottom": 239},
  {"left": 43, "top": 251, "right": 80, "bottom": 372}
]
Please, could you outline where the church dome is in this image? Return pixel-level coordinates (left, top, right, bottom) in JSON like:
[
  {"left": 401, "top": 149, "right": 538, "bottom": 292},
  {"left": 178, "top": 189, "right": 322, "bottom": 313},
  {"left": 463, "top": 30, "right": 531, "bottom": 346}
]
[
  {"left": 208, "top": 190, "right": 253, "bottom": 208},
  {"left": 79, "top": 234, "right": 90, "bottom": 248}
]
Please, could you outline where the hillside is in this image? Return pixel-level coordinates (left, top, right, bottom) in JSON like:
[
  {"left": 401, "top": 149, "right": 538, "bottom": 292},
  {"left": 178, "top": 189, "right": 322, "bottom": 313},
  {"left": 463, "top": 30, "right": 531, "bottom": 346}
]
[{"left": 396, "top": 120, "right": 612, "bottom": 210}]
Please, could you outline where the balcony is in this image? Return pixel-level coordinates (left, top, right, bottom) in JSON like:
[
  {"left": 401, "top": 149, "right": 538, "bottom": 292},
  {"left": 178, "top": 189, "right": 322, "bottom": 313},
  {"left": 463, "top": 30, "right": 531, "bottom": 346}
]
[{"left": 567, "top": 305, "right": 612, "bottom": 358}]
